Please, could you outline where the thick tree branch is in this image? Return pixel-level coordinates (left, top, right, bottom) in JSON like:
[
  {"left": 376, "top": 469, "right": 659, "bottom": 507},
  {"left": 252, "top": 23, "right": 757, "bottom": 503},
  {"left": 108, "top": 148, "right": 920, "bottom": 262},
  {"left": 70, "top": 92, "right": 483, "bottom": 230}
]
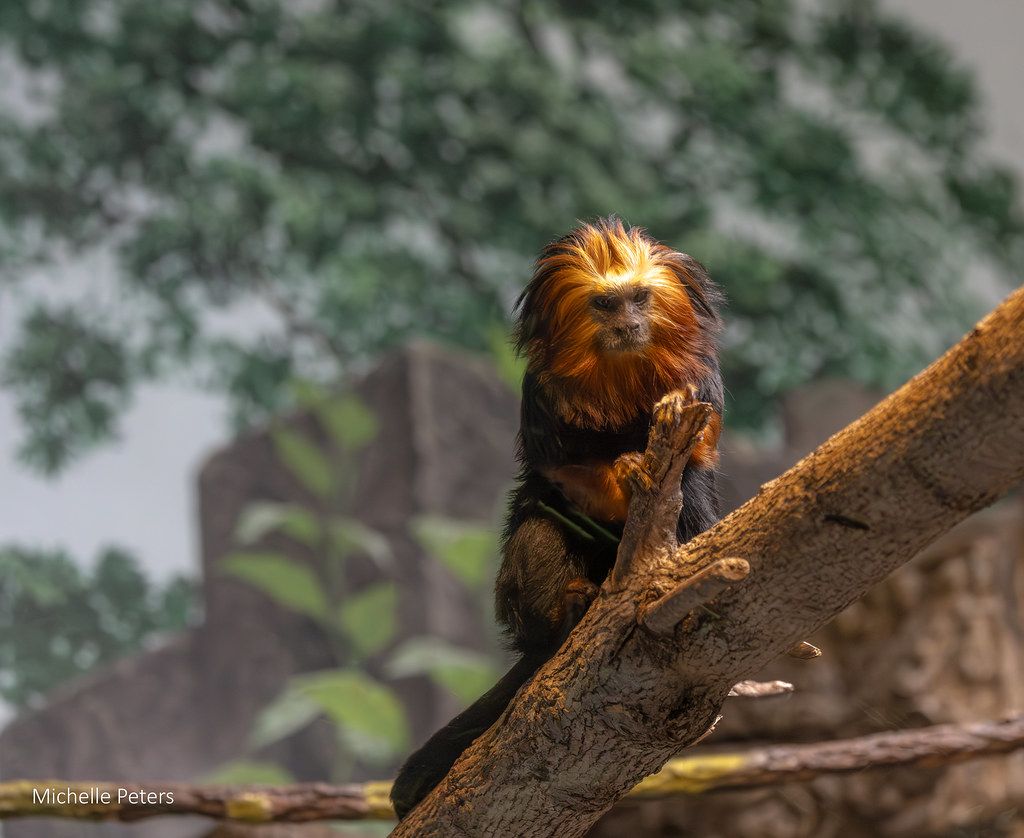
[
  {"left": 3, "top": 716, "right": 1022, "bottom": 823},
  {"left": 394, "top": 287, "right": 1024, "bottom": 836}
]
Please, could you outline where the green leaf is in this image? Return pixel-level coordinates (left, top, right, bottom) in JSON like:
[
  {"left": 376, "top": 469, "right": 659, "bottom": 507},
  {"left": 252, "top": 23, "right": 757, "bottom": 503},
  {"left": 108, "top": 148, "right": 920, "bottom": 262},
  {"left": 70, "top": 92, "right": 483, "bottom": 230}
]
[
  {"left": 272, "top": 427, "right": 333, "bottom": 499},
  {"left": 234, "top": 501, "right": 322, "bottom": 548},
  {"left": 411, "top": 516, "right": 496, "bottom": 589},
  {"left": 336, "top": 583, "right": 396, "bottom": 658},
  {"left": 221, "top": 552, "right": 328, "bottom": 620},
  {"left": 294, "top": 669, "right": 408, "bottom": 761},
  {"left": 289, "top": 378, "right": 327, "bottom": 411},
  {"left": 249, "top": 686, "right": 322, "bottom": 749},
  {"left": 319, "top": 394, "right": 377, "bottom": 450},
  {"left": 386, "top": 638, "right": 500, "bottom": 705},
  {"left": 202, "top": 760, "right": 296, "bottom": 785},
  {"left": 329, "top": 518, "right": 392, "bottom": 568}
]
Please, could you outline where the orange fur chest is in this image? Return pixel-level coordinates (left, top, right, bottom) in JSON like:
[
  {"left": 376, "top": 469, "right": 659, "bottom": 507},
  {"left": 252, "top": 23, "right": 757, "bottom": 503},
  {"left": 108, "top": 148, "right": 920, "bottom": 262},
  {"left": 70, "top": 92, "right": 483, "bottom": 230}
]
[{"left": 536, "top": 371, "right": 721, "bottom": 524}]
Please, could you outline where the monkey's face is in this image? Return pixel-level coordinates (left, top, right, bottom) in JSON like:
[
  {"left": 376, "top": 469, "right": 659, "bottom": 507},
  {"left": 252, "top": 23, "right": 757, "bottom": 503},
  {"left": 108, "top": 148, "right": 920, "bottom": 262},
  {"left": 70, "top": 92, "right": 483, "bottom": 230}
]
[
  {"left": 514, "top": 218, "right": 720, "bottom": 428},
  {"left": 589, "top": 283, "right": 653, "bottom": 354},
  {"left": 516, "top": 219, "right": 710, "bottom": 392}
]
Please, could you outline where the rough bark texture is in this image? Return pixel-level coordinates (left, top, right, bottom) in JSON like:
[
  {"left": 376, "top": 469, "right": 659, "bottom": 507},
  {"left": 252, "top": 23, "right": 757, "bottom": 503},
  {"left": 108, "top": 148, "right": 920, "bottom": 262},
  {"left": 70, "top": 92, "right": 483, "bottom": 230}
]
[
  {"left": 3, "top": 715, "right": 1021, "bottom": 824},
  {"left": 590, "top": 494, "right": 1024, "bottom": 838},
  {"left": 394, "top": 287, "right": 1024, "bottom": 837}
]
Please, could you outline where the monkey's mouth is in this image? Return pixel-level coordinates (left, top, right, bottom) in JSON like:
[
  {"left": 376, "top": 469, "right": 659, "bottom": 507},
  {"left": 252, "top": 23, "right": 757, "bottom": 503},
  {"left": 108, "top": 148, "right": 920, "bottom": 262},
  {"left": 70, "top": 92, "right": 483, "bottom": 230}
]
[{"left": 599, "top": 329, "right": 650, "bottom": 354}]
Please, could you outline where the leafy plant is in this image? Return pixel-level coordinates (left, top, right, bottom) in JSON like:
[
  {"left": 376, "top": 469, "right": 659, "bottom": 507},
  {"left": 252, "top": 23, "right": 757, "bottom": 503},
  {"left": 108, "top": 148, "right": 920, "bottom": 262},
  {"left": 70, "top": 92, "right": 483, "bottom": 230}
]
[
  {"left": 218, "top": 389, "right": 503, "bottom": 785},
  {"left": 411, "top": 516, "right": 498, "bottom": 591},
  {"left": 387, "top": 638, "right": 499, "bottom": 706}
]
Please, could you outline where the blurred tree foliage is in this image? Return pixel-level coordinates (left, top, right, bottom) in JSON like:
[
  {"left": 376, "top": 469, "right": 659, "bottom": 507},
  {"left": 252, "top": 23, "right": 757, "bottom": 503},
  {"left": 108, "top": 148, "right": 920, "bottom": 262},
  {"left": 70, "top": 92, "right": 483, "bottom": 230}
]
[
  {"left": 0, "top": 544, "right": 198, "bottom": 707},
  {"left": 1, "top": 0, "right": 1022, "bottom": 471}
]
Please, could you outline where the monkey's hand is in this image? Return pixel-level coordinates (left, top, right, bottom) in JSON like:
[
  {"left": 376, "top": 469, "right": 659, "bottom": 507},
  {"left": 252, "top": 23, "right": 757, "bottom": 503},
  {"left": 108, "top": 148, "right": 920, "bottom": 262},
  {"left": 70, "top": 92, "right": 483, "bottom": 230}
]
[
  {"left": 648, "top": 386, "right": 721, "bottom": 472},
  {"left": 613, "top": 450, "right": 652, "bottom": 494},
  {"left": 544, "top": 459, "right": 635, "bottom": 523}
]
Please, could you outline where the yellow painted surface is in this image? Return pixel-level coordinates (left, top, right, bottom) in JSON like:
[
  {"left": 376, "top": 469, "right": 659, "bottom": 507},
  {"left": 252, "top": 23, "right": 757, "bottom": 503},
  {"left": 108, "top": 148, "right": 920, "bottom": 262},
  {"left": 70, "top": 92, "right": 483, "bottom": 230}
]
[
  {"left": 363, "top": 780, "right": 396, "bottom": 819},
  {"left": 631, "top": 754, "right": 750, "bottom": 797},
  {"left": 225, "top": 792, "right": 273, "bottom": 822}
]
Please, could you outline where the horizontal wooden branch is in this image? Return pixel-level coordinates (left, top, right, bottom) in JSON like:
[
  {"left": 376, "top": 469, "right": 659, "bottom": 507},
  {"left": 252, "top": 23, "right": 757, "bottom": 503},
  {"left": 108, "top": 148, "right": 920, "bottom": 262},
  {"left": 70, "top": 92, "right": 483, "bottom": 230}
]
[
  {"left": 630, "top": 714, "right": 1024, "bottom": 797},
  {"left": 4, "top": 716, "right": 1021, "bottom": 823},
  {"left": 0, "top": 780, "right": 392, "bottom": 823}
]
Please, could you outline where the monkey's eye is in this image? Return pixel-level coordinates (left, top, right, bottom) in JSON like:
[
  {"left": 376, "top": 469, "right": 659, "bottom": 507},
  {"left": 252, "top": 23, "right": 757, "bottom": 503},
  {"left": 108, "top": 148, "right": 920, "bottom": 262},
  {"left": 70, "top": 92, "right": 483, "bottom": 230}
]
[
  {"left": 592, "top": 295, "right": 618, "bottom": 311},
  {"left": 632, "top": 287, "right": 651, "bottom": 305}
]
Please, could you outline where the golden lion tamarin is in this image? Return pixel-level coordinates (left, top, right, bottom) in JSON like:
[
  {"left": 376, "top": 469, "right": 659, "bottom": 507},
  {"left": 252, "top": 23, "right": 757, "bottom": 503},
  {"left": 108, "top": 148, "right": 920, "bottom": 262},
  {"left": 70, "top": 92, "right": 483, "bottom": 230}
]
[{"left": 391, "top": 217, "right": 724, "bottom": 818}]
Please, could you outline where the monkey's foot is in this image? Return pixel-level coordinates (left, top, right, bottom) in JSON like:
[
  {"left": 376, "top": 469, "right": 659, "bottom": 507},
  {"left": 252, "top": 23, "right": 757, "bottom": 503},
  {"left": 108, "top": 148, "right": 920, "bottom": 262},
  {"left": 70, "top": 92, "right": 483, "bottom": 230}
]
[{"left": 558, "top": 577, "right": 600, "bottom": 641}]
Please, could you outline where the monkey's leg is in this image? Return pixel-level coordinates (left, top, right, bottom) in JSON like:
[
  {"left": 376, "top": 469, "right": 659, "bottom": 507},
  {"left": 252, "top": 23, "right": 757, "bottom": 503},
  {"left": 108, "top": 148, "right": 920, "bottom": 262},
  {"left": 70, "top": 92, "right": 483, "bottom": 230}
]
[
  {"left": 496, "top": 513, "right": 595, "bottom": 655},
  {"left": 393, "top": 513, "right": 601, "bottom": 819}
]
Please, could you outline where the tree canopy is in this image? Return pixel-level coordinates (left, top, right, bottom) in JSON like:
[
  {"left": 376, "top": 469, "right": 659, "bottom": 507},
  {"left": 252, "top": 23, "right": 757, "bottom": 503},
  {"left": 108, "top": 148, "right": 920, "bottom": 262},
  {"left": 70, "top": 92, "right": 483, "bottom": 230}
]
[
  {"left": 0, "top": 544, "right": 197, "bottom": 707},
  {"left": 1, "top": 0, "right": 1021, "bottom": 472}
]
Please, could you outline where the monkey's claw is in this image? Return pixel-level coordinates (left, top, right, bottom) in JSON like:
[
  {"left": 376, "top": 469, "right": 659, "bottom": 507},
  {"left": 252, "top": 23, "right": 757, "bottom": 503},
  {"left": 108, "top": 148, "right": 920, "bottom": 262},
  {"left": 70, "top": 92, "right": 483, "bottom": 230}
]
[
  {"left": 615, "top": 450, "right": 652, "bottom": 492},
  {"left": 652, "top": 385, "right": 699, "bottom": 430},
  {"left": 644, "top": 387, "right": 713, "bottom": 487}
]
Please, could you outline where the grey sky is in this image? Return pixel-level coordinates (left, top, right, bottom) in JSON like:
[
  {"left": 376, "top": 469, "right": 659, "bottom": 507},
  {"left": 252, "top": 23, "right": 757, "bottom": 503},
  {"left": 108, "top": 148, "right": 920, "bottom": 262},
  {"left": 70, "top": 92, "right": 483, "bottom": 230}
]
[{"left": 0, "top": 0, "right": 1022, "bottom": 581}]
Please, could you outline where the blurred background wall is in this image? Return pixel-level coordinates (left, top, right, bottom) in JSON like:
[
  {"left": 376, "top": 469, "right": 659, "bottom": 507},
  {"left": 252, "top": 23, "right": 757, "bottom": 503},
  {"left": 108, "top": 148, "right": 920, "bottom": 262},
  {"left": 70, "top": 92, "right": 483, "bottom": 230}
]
[{"left": 0, "top": 1, "right": 1022, "bottom": 836}]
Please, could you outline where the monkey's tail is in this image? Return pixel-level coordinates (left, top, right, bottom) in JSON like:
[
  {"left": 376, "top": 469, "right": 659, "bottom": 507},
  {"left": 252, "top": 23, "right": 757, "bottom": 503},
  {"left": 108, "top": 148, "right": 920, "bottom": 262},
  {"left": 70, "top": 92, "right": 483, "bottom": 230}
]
[{"left": 390, "top": 650, "right": 547, "bottom": 820}]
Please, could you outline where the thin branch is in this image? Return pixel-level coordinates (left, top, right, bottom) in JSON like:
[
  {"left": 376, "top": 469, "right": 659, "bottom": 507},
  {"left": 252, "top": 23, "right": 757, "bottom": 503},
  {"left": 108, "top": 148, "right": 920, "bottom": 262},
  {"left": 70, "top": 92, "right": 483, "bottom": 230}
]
[
  {"left": 638, "top": 557, "right": 750, "bottom": 634},
  {"left": 786, "top": 640, "right": 822, "bottom": 659},
  {"left": 727, "top": 679, "right": 793, "bottom": 698},
  {"left": 3, "top": 716, "right": 1022, "bottom": 823},
  {"left": 610, "top": 388, "right": 711, "bottom": 585},
  {"left": 0, "top": 781, "right": 391, "bottom": 823},
  {"left": 630, "top": 714, "right": 1024, "bottom": 797}
]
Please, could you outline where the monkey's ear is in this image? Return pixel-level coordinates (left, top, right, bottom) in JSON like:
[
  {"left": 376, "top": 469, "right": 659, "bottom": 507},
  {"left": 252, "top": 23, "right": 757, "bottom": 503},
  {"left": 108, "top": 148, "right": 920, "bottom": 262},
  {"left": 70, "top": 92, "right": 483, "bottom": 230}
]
[
  {"left": 667, "top": 253, "right": 723, "bottom": 324},
  {"left": 512, "top": 288, "right": 539, "bottom": 355}
]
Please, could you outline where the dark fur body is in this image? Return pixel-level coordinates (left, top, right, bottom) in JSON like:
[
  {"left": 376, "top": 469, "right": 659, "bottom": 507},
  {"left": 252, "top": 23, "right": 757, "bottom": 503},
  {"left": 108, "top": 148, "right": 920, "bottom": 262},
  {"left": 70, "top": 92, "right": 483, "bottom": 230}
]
[
  {"left": 497, "top": 367, "right": 723, "bottom": 655},
  {"left": 391, "top": 219, "right": 724, "bottom": 819}
]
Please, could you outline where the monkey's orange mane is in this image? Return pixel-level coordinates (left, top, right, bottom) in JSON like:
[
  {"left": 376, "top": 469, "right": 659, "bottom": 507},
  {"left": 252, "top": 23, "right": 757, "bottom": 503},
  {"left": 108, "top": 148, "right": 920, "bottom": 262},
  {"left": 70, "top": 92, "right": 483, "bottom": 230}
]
[{"left": 516, "top": 218, "right": 718, "bottom": 430}]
